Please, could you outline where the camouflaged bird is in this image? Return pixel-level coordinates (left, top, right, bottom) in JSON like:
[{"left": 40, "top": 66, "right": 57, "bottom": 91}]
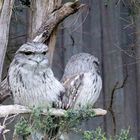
[
  {"left": 0, "top": 42, "right": 65, "bottom": 108},
  {"left": 61, "top": 53, "right": 102, "bottom": 109}
]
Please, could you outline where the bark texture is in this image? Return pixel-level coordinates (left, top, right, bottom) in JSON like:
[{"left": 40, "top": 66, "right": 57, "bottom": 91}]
[
  {"left": 0, "top": 0, "right": 15, "bottom": 81},
  {"left": 29, "top": 0, "right": 83, "bottom": 66},
  {"left": 28, "top": 0, "right": 62, "bottom": 66}
]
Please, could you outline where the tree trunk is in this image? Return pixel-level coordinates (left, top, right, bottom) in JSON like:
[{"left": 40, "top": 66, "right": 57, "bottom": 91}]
[
  {"left": 0, "top": 0, "right": 14, "bottom": 81},
  {"left": 28, "top": 0, "right": 62, "bottom": 66}
]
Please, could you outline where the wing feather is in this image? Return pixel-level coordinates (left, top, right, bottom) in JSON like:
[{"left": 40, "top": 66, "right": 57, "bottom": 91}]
[{"left": 61, "top": 74, "right": 84, "bottom": 109}]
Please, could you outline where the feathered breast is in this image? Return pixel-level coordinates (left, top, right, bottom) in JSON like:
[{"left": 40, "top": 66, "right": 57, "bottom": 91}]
[{"left": 8, "top": 64, "right": 65, "bottom": 108}]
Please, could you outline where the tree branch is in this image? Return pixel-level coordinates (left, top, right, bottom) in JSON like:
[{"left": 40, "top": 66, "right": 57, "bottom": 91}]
[
  {"left": 33, "top": 0, "right": 85, "bottom": 43},
  {"left": 0, "top": 105, "right": 107, "bottom": 118},
  {"left": 0, "top": 105, "right": 107, "bottom": 139}
]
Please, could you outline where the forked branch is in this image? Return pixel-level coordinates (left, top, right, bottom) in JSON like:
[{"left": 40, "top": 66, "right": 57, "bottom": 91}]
[{"left": 33, "top": 0, "right": 85, "bottom": 42}]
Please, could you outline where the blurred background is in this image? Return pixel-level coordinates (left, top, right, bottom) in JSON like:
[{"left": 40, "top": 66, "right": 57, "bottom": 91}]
[{"left": 2, "top": 0, "right": 140, "bottom": 139}]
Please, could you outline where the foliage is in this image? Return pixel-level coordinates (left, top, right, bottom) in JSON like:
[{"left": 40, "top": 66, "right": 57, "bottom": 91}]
[
  {"left": 128, "top": 0, "right": 140, "bottom": 20},
  {"left": 82, "top": 127, "right": 134, "bottom": 140},
  {"left": 30, "top": 107, "right": 59, "bottom": 137},
  {"left": 115, "top": 128, "right": 135, "bottom": 140},
  {"left": 15, "top": 107, "right": 96, "bottom": 139},
  {"left": 15, "top": 117, "right": 32, "bottom": 137},
  {"left": 15, "top": 107, "right": 134, "bottom": 140},
  {"left": 82, "top": 128, "right": 106, "bottom": 140},
  {"left": 60, "top": 107, "right": 95, "bottom": 131}
]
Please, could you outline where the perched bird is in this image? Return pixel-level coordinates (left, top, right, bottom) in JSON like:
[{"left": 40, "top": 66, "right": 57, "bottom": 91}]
[
  {"left": 7, "top": 42, "right": 65, "bottom": 108},
  {"left": 0, "top": 42, "right": 65, "bottom": 139},
  {"left": 61, "top": 53, "right": 102, "bottom": 109}
]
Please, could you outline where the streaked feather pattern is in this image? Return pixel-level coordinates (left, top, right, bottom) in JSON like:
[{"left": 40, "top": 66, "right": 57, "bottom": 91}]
[
  {"left": 61, "top": 53, "right": 102, "bottom": 109},
  {"left": 7, "top": 42, "right": 65, "bottom": 108}
]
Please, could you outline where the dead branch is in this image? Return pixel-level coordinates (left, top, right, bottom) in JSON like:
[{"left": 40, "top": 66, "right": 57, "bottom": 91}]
[
  {"left": 33, "top": 0, "right": 85, "bottom": 43},
  {"left": 33, "top": 0, "right": 85, "bottom": 66},
  {"left": 0, "top": 105, "right": 107, "bottom": 118},
  {"left": 0, "top": 115, "right": 14, "bottom": 140}
]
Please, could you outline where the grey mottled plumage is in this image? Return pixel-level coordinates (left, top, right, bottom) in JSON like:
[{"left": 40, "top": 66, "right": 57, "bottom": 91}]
[
  {"left": 61, "top": 53, "right": 102, "bottom": 109},
  {"left": 8, "top": 42, "right": 65, "bottom": 108}
]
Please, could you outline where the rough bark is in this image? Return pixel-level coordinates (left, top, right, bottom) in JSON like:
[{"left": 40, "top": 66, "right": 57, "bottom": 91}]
[
  {"left": 29, "top": 0, "right": 84, "bottom": 66},
  {"left": 32, "top": 0, "right": 83, "bottom": 42},
  {"left": 28, "top": 0, "right": 62, "bottom": 67},
  {"left": 0, "top": 0, "right": 15, "bottom": 81}
]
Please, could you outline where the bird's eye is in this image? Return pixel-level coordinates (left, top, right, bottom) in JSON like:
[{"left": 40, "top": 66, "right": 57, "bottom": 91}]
[
  {"left": 42, "top": 51, "right": 47, "bottom": 55},
  {"left": 24, "top": 51, "right": 34, "bottom": 55},
  {"left": 94, "top": 61, "right": 99, "bottom": 66}
]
